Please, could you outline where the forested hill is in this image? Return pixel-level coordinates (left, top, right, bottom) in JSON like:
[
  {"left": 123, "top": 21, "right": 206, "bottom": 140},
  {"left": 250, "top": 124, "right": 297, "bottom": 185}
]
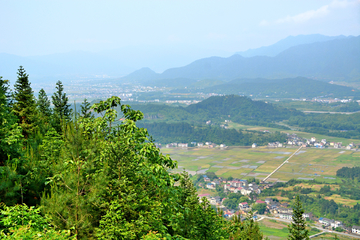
[
  {"left": 193, "top": 77, "right": 360, "bottom": 98},
  {"left": 130, "top": 95, "right": 302, "bottom": 126},
  {"left": 184, "top": 95, "right": 302, "bottom": 124}
]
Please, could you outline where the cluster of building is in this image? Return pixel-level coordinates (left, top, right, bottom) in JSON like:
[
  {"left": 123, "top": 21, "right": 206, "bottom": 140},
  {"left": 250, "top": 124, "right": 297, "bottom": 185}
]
[
  {"left": 265, "top": 134, "right": 356, "bottom": 150},
  {"left": 223, "top": 180, "right": 261, "bottom": 195},
  {"left": 163, "top": 142, "right": 227, "bottom": 149},
  {"left": 203, "top": 177, "right": 262, "bottom": 196},
  {"left": 197, "top": 177, "right": 360, "bottom": 236}
]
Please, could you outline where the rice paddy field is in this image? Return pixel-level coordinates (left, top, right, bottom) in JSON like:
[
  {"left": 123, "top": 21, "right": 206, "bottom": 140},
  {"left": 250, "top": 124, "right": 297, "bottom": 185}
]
[{"left": 162, "top": 146, "right": 360, "bottom": 183}]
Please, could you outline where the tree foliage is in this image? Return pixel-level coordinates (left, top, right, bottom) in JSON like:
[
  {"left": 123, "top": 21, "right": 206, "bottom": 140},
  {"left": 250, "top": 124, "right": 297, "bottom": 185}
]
[
  {"left": 52, "top": 80, "right": 71, "bottom": 131},
  {"left": 288, "top": 195, "right": 309, "bottom": 240},
  {"left": 1, "top": 68, "right": 267, "bottom": 239},
  {"left": 12, "top": 66, "right": 37, "bottom": 138}
]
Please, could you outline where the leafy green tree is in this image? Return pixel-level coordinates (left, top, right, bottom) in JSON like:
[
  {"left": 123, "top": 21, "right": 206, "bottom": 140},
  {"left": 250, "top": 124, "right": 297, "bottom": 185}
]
[
  {"left": 12, "top": 66, "right": 38, "bottom": 138},
  {"left": 41, "top": 123, "right": 105, "bottom": 239},
  {"left": 252, "top": 203, "right": 267, "bottom": 214},
  {"left": 288, "top": 195, "right": 309, "bottom": 240},
  {"left": 80, "top": 98, "right": 93, "bottom": 118},
  {"left": 52, "top": 80, "right": 71, "bottom": 131},
  {"left": 0, "top": 204, "right": 74, "bottom": 239},
  {"left": 0, "top": 77, "right": 24, "bottom": 205},
  {"left": 228, "top": 212, "right": 264, "bottom": 240}
]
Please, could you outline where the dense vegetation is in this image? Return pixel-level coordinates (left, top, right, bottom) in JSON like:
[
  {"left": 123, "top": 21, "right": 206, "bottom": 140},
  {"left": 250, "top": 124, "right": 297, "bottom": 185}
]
[
  {"left": 137, "top": 122, "right": 287, "bottom": 146},
  {"left": 273, "top": 100, "right": 360, "bottom": 112},
  {"left": 132, "top": 95, "right": 360, "bottom": 143},
  {"left": 287, "top": 112, "right": 360, "bottom": 139},
  {"left": 180, "top": 77, "right": 360, "bottom": 99},
  {"left": 132, "top": 95, "right": 302, "bottom": 125},
  {"left": 336, "top": 167, "right": 360, "bottom": 180},
  {"left": 0, "top": 67, "right": 266, "bottom": 239}
]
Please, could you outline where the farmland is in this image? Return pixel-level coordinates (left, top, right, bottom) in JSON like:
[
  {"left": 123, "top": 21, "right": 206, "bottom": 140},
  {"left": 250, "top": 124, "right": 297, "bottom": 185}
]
[{"left": 162, "top": 146, "right": 360, "bottom": 183}]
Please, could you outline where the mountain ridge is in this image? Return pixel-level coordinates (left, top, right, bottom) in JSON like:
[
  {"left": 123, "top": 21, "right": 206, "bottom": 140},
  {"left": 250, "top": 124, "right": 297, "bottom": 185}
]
[{"left": 120, "top": 36, "right": 360, "bottom": 83}]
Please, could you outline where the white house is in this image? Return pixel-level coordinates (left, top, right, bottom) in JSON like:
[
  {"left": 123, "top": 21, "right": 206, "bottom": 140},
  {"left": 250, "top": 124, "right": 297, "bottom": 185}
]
[
  {"left": 252, "top": 143, "right": 257, "bottom": 148},
  {"left": 278, "top": 213, "right": 292, "bottom": 220},
  {"left": 239, "top": 202, "right": 249, "bottom": 210},
  {"left": 352, "top": 226, "right": 360, "bottom": 234},
  {"left": 241, "top": 187, "right": 252, "bottom": 195}
]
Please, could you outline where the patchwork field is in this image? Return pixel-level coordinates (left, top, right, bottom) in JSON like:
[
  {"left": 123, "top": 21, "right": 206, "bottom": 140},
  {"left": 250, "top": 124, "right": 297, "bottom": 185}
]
[
  {"left": 311, "top": 233, "right": 359, "bottom": 240},
  {"left": 162, "top": 146, "right": 360, "bottom": 183},
  {"left": 257, "top": 219, "right": 320, "bottom": 240}
]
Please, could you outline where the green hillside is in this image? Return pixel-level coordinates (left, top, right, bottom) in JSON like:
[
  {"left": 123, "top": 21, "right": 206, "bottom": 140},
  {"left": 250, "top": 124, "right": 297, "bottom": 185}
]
[{"left": 196, "top": 77, "right": 360, "bottom": 98}]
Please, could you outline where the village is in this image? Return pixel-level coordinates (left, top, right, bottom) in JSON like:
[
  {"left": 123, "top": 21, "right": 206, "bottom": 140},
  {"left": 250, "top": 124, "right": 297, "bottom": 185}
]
[
  {"left": 158, "top": 133, "right": 357, "bottom": 151},
  {"left": 196, "top": 175, "right": 360, "bottom": 236}
]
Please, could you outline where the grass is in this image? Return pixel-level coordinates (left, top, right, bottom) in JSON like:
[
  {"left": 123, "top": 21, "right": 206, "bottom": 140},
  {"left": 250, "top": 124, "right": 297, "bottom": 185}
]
[
  {"left": 258, "top": 219, "right": 320, "bottom": 239},
  {"left": 258, "top": 219, "right": 289, "bottom": 239}
]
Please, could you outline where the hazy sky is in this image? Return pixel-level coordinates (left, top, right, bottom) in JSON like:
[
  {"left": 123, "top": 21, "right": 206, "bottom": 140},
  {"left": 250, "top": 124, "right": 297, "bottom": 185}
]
[{"left": 1, "top": 0, "right": 359, "bottom": 57}]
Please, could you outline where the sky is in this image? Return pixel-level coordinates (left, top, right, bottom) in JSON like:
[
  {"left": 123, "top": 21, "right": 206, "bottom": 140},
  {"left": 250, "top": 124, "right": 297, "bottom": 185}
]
[{"left": 0, "top": 0, "right": 360, "bottom": 70}]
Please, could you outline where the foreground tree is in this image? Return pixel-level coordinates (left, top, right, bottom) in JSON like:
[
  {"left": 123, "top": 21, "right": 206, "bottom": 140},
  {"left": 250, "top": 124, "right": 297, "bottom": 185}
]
[
  {"left": 41, "top": 96, "right": 243, "bottom": 239},
  {"left": 0, "top": 77, "right": 19, "bottom": 163},
  {"left": 12, "top": 66, "right": 38, "bottom": 138},
  {"left": 288, "top": 195, "right": 309, "bottom": 240},
  {"left": 52, "top": 80, "right": 71, "bottom": 131},
  {"left": 2, "top": 95, "right": 266, "bottom": 239}
]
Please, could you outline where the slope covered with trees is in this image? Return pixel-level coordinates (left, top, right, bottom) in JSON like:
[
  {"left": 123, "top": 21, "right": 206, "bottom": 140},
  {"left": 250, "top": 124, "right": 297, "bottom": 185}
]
[
  {"left": 195, "top": 77, "right": 360, "bottom": 98},
  {"left": 0, "top": 67, "right": 265, "bottom": 239},
  {"left": 137, "top": 122, "right": 287, "bottom": 146}
]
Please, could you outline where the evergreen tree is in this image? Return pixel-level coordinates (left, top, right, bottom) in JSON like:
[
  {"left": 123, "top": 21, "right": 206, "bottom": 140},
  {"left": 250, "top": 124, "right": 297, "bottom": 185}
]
[
  {"left": 52, "top": 80, "right": 71, "bottom": 131},
  {"left": 288, "top": 195, "right": 309, "bottom": 240},
  {"left": 37, "top": 88, "right": 52, "bottom": 118},
  {"left": 12, "top": 66, "right": 38, "bottom": 138},
  {"left": 80, "top": 98, "right": 93, "bottom": 118},
  {"left": 0, "top": 77, "right": 22, "bottom": 164}
]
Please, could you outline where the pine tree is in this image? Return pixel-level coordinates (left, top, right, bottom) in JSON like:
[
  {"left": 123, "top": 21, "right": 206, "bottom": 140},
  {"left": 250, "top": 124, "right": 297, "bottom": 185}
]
[
  {"left": 37, "top": 88, "right": 52, "bottom": 118},
  {"left": 80, "top": 98, "right": 93, "bottom": 118},
  {"left": 12, "top": 66, "right": 38, "bottom": 138},
  {"left": 288, "top": 195, "right": 309, "bottom": 240},
  {"left": 52, "top": 80, "right": 71, "bottom": 131},
  {"left": 0, "top": 77, "right": 21, "bottom": 163}
]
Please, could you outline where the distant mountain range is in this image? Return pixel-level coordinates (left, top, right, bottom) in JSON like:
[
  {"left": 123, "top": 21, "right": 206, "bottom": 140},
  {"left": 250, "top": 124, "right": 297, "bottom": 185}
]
[
  {"left": 1, "top": 34, "right": 359, "bottom": 87},
  {"left": 235, "top": 34, "right": 347, "bottom": 57},
  {"left": 121, "top": 36, "right": 360, "bottom": 84}
]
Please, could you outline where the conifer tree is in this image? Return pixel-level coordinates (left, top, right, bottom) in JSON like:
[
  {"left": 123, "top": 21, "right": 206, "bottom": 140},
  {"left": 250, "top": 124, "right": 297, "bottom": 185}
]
[
  {"left": 52, "top": 80, "right": 71, "bottom": 131},
  {"left": 12, "top": 66, "right": 38, "bottom": 138},
  {"left": 80, "top": 98, "right": 93, "bottom": 118},
  {"left": 37, "top": 88, "right": 52, "bottom": 118},
  {"left": 288, "top": 195, "right": 309, "bottom": 240},
  {"left": 0, "top": 77, "right": 21, "bottom": 163}
]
